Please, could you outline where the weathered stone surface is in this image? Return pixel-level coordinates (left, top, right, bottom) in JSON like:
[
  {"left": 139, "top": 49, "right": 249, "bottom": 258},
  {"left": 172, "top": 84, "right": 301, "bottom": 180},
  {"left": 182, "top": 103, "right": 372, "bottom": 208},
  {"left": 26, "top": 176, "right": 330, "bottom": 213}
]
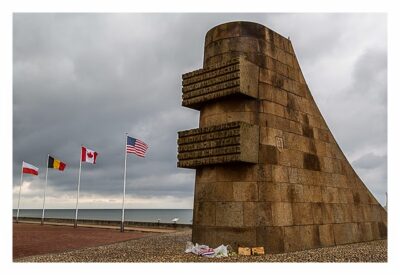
[
  {"left": 194, "top": 181, "right": 234, "bottom": 202},
  {"left": 321, "top": 203, "right": 335, "bottom": 224},
  {"left": 272, "top": 165, "right": 289, "bottom": 183},
  {"left": 195, "top": 166, "right": 217, "bottom": 183},
  {"left": 215, "top": 227, "right": 257, "bottom": 248},
  {"left": 305, "top": 185, "right": 322, "bottom": 203},
  {"left": 216, "top": 163, "right": 258, "bottom": 182},
  {"left": 303, "top": 153, "right": 321, "bottom": 171},
  {"left": 216, "top": 202, "right": 244, "bottom": 227},
  {"left": 259, "top": 144, "right": 278, "bottom": 164},
  {"left": 301, "top": 225, "right": 321, "bottom": 250},
  {"left": 312, "top": 203, "right": 323, "bottom": 224},
  {"left": 271, "top": 202, "right": 293, "bottom": 226},
  {"left": 278, "top": 149, "right": 304, "bottom": 168},
  {"left": 292, "top": 202, "right": 314, "bottom": 225},
  {"left": 288, "top": 167, "right": 298, "bottom": 183},
  {"left": 179, "top": 21, "right": 387, "bottom": 254},
  {"left": 283, "top": 226, "right": 302, "bottom": 252},
  {"left": 233, "top": 181, "right": 258, "bottom": 201},
  {"left": 192, "top": 226, "right": 217, "bottom": 246},
  {"left": 318, "top": 224, "right": 335, "bottom": 246},
  {"left": 280, "top": 183, "right": 304, "bottom": 202},
  {"left": 259, "top": 83, "right": 288, "bottom": 106},
  {"left": 258, "top": 181, "right": 281, "bottom": 202},
  {"left": 256, "top": 226, "right": 284, "bottom": 253},
  {"left": 243, "top": 201, "right": 273, "bottom": 226},
  {"left": 193, "top": 201, "right": 216, "bottom": 226},
  {"left": 333, "top": 223, "right": 355, "bottom": 245},
  {"left": 359, "top": 222, "right": 373, "bottom": 242}
]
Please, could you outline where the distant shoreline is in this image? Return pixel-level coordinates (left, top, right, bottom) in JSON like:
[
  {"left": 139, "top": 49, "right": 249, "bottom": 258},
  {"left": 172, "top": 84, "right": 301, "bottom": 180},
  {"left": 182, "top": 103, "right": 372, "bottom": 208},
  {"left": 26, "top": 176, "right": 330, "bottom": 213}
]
[
  {"left": 12, "top": 208, "right": 193, "bottom": 224},
  {"left": 13, "top": 216, "right": 192, "bottom": 228},
  {"left": 12, "top": 208, "right": 193, "bottom": 210}
]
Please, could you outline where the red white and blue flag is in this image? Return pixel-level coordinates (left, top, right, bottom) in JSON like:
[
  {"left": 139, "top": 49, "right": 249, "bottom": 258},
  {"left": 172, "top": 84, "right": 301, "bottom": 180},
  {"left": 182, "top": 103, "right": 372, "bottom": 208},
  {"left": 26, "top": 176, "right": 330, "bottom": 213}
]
[{"left": 126, "top": 136, "right": 148, "bottom": 158}]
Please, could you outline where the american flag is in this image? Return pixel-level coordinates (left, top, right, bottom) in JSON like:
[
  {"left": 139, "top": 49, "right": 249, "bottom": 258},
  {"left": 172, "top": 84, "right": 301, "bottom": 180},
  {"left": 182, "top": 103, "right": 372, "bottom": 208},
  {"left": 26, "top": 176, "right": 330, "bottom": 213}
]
[{"left": 126, "top": 136, "right": 148, "bottom": 157}]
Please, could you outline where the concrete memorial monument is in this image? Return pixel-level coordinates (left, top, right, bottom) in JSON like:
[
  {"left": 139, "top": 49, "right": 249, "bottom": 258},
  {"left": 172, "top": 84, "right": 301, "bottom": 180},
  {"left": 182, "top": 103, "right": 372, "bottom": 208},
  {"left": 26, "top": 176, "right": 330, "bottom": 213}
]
[{"left": 177, "top": 21, "right": 387, "bottom": 253}]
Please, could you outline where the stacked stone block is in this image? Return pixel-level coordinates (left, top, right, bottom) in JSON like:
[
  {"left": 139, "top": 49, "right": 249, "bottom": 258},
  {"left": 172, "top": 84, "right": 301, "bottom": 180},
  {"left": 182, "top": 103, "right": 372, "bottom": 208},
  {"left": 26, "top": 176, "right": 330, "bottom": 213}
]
[{"left": 177, "top": 21, "right": 387, "bottom": 253}]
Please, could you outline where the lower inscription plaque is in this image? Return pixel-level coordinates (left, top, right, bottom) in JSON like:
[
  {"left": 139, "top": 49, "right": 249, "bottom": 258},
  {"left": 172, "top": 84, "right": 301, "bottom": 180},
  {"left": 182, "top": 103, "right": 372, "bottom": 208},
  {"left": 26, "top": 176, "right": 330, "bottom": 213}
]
[{"left": 177, "top": 121, "right": 259, "bottom": 168}]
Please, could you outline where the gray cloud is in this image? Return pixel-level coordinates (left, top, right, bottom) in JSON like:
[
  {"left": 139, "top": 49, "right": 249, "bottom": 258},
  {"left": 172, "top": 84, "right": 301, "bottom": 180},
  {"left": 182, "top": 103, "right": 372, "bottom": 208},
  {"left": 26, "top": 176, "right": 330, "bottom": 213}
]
[
  {"left": 353, "top": 153, "right": 386, "bottom": 170},
  {"left": 352, "top": 152, "right": 387, "bottom": 205},
  {"left": 321, "top": 47, "right": 387, "bottom": 157},
  {"left": 13, "top": 13, "right": 387, "bottom": 207}
]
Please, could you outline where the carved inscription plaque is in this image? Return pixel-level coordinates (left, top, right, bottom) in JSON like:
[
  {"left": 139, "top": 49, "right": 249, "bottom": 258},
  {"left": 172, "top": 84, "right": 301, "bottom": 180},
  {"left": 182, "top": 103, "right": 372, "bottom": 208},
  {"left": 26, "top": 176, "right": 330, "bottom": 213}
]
[
  {"left": 181, "top": 56, "right": 259, "bottom": 109},
  {"left": 177, "top": 121, "right": 259, "bottom": 168},
  {"left": 276, "top": 136, "right": 284, "bottom": 151}
]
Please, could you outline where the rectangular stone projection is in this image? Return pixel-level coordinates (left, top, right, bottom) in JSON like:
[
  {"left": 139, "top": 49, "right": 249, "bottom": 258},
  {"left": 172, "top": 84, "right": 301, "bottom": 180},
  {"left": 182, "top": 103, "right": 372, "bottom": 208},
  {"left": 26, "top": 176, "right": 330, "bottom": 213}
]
[
  {"left": 182, "top": 56, "right": 259, "bottom": 109},
  {"left": 177, "top": 121, "right": 259, "bottom": 168}
]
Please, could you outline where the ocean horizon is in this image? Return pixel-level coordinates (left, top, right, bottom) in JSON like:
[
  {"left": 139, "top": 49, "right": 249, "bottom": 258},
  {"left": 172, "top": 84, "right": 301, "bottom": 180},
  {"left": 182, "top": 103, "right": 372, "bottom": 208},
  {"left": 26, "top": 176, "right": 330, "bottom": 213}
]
[{"left": 12, "top": 209, "right": 193, "bottom": 224}]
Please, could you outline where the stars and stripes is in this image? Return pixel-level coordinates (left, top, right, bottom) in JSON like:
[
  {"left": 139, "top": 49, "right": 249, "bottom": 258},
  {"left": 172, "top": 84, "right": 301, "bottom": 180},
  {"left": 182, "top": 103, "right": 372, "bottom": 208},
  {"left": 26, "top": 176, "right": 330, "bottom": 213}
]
[{"left": 126, "top": 136, "right": 148, "bottom": 157}]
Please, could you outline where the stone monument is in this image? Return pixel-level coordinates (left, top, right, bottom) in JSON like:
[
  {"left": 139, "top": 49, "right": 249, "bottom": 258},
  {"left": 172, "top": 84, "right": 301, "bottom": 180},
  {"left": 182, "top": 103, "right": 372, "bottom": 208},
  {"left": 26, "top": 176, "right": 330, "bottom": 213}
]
[{"left": 177, "top": 21, "right": 387, "bottom": 253}]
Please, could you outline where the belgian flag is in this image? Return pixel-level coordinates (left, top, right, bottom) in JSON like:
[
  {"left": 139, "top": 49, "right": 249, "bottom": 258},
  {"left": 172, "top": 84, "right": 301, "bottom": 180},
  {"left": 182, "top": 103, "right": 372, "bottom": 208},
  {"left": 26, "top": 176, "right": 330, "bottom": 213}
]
[{"left": 48, "top": 156, "right": 66, "bottom": 171}]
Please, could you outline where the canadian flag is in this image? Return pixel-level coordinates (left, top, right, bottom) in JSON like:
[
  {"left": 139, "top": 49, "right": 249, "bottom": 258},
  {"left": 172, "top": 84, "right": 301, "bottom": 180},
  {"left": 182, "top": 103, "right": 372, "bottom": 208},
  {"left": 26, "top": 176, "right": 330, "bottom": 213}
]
[{"left": 81, "top": 146, "right": 98, "bottom": 164}]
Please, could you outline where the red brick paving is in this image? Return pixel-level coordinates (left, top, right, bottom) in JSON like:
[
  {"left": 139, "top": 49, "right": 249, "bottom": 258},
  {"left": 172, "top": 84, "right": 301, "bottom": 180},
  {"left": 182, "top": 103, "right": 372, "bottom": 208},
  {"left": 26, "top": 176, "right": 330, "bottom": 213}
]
[{"left": 13, "top": 222, "right": 150, "bottom": 259}]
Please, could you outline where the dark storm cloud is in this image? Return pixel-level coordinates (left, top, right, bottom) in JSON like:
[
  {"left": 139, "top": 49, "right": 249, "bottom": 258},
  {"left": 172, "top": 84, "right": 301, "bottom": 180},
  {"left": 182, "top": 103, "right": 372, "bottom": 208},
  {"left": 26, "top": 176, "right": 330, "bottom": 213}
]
[{"left": 13, "top": 13, "right": 387, "bottom": 207}]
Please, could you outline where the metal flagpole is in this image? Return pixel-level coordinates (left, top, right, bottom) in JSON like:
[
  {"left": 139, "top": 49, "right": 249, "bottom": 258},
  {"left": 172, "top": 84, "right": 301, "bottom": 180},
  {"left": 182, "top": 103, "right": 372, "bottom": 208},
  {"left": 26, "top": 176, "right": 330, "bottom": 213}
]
[
  {"left": 41, "top": 154, "right": 49, "bottom": 225},
  {"left": 16, "top": 161, "right": 24, "bottom": 223},
  {"left": 74, "top": 147, "right": 82, "bottom": 228},
  {"left": 121, "top": 133, "right": 128, "bottom": 232},
  {"left": 385, "top": 192, "right": 388, "bottom": 210}
]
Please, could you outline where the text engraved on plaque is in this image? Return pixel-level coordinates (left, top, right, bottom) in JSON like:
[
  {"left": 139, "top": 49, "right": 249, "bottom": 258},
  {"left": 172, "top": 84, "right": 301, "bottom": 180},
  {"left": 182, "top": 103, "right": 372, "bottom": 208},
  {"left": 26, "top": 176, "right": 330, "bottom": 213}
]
[
  {"left": 181, "top": 56, "right": 259, "bottom": 109},
  {"left": 177, "top": 121, "right": 259, "bottom": 168}
]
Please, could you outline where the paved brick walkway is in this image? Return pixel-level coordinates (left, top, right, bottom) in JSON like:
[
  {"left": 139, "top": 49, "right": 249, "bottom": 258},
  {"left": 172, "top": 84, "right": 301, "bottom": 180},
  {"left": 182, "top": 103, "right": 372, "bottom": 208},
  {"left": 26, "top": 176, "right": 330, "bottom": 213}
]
[{"left": 13, "top": 222, "right": 152, "bottom": 259}]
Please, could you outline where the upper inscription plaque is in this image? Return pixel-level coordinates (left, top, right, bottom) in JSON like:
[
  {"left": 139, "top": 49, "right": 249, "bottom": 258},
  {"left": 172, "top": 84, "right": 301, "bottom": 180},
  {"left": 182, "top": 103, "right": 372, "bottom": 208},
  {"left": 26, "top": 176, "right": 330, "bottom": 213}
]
[
  {"left": 177, "top": 121, "right": 259, "bottom": 168},
  {"left": 182, "top": 56, "right": 259, "bottom": 109}
]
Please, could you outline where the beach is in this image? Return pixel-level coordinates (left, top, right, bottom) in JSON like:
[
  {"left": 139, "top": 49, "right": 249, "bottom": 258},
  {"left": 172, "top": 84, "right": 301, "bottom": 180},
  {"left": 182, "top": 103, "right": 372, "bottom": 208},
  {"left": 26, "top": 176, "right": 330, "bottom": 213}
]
[{"left": 14, "top": 222, "right": 387, "bottom": 262}]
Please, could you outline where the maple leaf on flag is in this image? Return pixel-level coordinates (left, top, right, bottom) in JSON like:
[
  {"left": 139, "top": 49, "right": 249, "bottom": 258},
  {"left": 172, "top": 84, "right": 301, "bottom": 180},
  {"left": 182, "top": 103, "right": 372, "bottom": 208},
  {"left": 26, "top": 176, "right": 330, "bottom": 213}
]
[{"left": 81, "top": 146, "right": 98, "bottom": 164}]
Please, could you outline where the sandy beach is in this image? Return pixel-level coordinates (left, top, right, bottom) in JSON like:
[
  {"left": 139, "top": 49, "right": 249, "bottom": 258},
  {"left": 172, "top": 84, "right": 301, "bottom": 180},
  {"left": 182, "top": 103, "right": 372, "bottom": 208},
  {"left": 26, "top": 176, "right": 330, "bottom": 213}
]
[{"left": 14, "top": 222, "right": 387, "bottom": 262}]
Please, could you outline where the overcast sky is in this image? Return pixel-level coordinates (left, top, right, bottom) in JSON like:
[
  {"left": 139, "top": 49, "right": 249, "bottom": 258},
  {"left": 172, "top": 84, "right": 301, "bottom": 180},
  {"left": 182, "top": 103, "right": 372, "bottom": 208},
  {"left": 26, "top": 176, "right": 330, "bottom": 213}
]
[{"left": 12, "top": 13, "right": 387, "bottom": 209}]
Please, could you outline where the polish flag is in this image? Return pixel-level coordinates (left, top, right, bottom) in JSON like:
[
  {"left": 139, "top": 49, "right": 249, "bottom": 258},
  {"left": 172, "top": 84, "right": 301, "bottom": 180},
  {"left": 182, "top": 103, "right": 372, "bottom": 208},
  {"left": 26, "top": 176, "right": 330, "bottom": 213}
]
[
  {"left": 81, "top": 146, "right": 98, "bottom": 164},
  {"left": 22, "top": 161, "right": 39, "bottom": 175}
]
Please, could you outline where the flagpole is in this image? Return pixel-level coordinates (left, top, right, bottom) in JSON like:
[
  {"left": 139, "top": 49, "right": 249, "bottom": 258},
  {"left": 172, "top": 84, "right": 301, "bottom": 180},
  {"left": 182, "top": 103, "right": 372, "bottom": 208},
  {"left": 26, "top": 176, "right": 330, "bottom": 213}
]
[
  {"left": 385, "top": 192, "right": 388, "bottom": 210},
  {"left": 41, "top": 154, "right": 49, "bottom": 225},
  {"left": 121, "top": 133, "right": 128, "bottom": 232},
  {"left": 16, "top": 162, "right": 24, "bottom": 223},
  {"left": 74, "top": 147, "right": 82, "bottom": 228}
]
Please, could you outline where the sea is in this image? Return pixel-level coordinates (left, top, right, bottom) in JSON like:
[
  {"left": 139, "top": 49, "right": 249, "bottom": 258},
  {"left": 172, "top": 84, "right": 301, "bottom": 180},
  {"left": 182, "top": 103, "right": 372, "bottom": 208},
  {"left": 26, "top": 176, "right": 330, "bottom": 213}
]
[{"left": 12, "top": 209, "right": 193, "bottom": 224}]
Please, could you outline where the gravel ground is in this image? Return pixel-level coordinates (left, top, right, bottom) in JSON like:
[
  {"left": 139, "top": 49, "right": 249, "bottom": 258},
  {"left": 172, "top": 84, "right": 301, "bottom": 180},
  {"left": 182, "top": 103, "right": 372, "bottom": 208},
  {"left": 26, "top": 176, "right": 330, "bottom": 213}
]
[{"left": 16, "top": 229, "right": 387, "bottom": 263}]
